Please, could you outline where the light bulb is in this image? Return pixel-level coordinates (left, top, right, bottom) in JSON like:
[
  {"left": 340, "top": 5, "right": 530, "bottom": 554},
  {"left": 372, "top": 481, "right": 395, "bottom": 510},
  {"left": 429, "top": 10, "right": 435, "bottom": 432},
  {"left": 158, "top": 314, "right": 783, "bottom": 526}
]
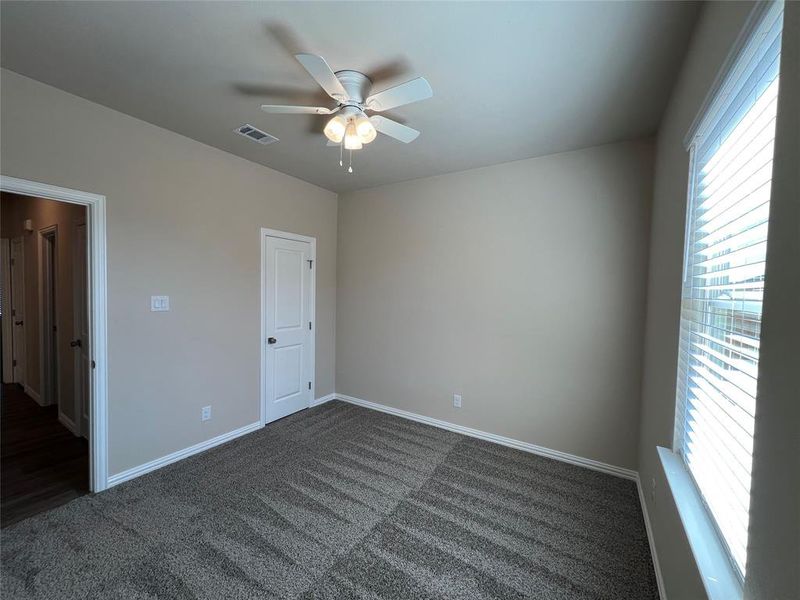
[
  {"left": 355, "top": 114, "right": 377, "bottom": 144},
  {"left": 344, "top": 122, "right": 362, "bottom": 150},
  {"left": 323, "top": 115, "right": 346, "bottom": 143}
]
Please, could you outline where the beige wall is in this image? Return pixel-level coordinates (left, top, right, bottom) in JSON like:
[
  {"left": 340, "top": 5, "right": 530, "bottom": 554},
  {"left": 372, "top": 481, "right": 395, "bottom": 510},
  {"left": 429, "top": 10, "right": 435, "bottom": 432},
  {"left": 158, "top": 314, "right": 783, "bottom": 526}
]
[
  {"left": 0, "top": 69, "right": 338, "bottom": 476},
  {"left": 637, "top": 2, "right": 799, "bottom": 599},
  {"left": 1, "top": 192, "right": 86, "bottom": 421},
  {"left": 336, "top": 139, "right": 654, "bottom": 470}
]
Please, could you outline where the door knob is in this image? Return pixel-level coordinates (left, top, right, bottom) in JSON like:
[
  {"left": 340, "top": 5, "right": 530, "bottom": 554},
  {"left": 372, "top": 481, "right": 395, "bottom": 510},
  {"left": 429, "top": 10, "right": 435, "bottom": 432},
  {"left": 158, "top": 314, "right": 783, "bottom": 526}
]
[
  {"left": 267, "top": 337, "right": 277, "bottom": 345},
  {"left": 70, "top": 339, "right": 82, "bottom": 348},
  {"left": 14, "top": 320, "right": 23, "bottom": 326}
]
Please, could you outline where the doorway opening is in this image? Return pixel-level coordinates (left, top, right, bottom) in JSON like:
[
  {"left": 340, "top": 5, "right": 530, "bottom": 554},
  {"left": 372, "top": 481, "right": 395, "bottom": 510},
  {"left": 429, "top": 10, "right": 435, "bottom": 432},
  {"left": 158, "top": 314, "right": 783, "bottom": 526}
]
[{"left": 0, "top": 177, "right": 108, "bottom": 526}]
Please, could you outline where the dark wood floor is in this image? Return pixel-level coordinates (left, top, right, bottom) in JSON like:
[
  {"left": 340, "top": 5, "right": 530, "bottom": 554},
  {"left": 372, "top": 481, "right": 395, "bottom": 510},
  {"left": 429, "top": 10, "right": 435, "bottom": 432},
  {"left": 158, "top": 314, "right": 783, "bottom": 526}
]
[{"left": 1, "top": 383, "right": 89, "bottom": 528}]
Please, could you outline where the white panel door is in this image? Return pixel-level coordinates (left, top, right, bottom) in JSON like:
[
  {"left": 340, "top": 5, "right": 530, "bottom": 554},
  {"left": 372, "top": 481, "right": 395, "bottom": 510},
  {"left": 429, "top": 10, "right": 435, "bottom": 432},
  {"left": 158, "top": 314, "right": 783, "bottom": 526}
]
[{"left": 263, "top": 235, "right": 313, "bottom": 424}]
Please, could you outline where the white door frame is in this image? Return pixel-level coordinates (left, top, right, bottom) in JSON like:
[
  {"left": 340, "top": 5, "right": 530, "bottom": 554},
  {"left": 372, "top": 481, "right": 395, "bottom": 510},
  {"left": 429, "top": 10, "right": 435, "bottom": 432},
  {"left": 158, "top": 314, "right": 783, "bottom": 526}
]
[
  {"left": 0, "top": 175, "right": 109, "bottom": 492},
  {"left": 38, "top": 224, "right": 60, "bottom": 408},
  {"left": 73, "top": 216, "right": 90, "bottom": 438},
  {"left": 260, "top": 227, "right": 316, "bottom": 427}
]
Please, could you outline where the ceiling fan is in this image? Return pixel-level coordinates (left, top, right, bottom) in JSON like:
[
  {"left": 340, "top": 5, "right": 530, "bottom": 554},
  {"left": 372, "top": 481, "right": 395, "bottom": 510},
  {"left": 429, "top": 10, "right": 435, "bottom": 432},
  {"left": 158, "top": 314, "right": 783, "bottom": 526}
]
[{"left": 260, "top": 53, "right": 432, "bottom": 172}]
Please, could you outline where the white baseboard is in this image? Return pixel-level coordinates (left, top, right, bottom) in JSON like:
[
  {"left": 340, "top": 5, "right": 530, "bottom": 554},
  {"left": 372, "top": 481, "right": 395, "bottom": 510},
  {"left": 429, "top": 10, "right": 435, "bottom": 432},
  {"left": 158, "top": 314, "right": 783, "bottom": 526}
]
[
  {"left": 58, "top": 412, "right": 79, "bottom": 436},
  {"left": 107, "top": 421, "right": 261, "bottom": 488},
  {"left": 334, "top": 393, "right": 638, "bottom": 481},
  {"left": 310, "top": 393, "right": 336, "bottom": 407},
  {"left": 24, "top": 384, "right": 44, "bottom": 406},
  {"left": 637, "top": 476, "right": 667, "bottom": 599}
]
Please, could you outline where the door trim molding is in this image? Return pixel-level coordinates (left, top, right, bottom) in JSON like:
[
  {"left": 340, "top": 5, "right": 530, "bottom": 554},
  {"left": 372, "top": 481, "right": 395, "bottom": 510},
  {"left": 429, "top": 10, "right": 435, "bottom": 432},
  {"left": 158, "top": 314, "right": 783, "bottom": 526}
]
[
  {"left": 0, "top": 175, "right": 109, "bottom": 492},
  {"left": 37, "top": 224, "right": 59, "bottom": 408},
  {"left": 260, "top": 227, "right": 317, "bottom": 427}
]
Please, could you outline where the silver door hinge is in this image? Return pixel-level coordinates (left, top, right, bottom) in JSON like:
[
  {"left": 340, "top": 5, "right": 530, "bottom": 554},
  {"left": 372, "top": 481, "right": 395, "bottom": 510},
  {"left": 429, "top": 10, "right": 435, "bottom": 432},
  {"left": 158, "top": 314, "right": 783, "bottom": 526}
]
[
  {"left": 308, "top": 259, "right": 313, "bottom": 269},
  {"left": 91, "top": 360, "right": 96, "bottom": 369},
  {"left": 309, "top": 321, "right": 312, "bottom": 330},
  {"left": 308, "top": 381, "right": 312, "bottom": 390}
]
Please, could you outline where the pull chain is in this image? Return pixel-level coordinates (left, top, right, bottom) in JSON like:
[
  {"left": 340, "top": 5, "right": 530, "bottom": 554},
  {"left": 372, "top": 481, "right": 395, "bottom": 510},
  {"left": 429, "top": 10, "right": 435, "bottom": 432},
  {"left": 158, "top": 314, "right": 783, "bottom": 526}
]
[
  {"left": 348, "top": 149, "right": 353, "bottom": 174},
  {"left": 339, "top": 142, "right": 343, "bottom": 167}
]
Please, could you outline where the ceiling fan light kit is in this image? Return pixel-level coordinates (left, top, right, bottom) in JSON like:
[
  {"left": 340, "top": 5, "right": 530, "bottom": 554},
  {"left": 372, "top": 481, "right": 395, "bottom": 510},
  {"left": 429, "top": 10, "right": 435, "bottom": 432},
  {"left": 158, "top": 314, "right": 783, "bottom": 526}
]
[{"left": 260, "top": 53, "right": 432, "bottom": 174}]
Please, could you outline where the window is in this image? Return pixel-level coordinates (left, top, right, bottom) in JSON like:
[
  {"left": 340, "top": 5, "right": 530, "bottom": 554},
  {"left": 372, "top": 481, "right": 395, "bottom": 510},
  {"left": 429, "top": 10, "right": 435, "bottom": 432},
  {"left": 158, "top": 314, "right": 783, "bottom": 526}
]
[{"left": 674, "top": 0, "right": 783, "bottom": 579}]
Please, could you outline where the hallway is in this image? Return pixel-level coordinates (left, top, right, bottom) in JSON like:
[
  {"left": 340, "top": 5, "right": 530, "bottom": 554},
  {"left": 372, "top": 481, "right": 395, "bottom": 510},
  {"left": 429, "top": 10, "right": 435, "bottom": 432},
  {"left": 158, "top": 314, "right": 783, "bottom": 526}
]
[{"left": 1, "top": 383, "right": 89, "bottom": 528}]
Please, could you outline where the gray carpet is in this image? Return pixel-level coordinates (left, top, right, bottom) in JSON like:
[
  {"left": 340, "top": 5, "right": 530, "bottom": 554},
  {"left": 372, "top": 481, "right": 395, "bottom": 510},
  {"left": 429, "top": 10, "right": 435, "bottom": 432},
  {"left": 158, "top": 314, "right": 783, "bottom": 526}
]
[{"left": 1, "top": 401, "right": 658, "bottom": 599}]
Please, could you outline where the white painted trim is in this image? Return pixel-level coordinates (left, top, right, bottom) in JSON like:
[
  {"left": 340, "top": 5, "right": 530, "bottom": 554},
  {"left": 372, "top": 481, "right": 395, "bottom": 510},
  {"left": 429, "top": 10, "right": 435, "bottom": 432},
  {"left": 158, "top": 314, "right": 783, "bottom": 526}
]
[
  {"left": 658, "top": 447, "right": 742, "bottom": 600},
  {"left": 1, "top": 175, "right": 109, "bottom": 493},
  {"left": 637, "top": 475, "right": 667, "bottom": 600},
  {"left": 334, "top": 393, "right": 638, "bottom": 480},
  {"left": 683, "top": 1, "right": 774, "bottom": 148},
  {"left": 107, "top": 421, "right": 261, "bottom": 488},
  {"left": 260, "top": 227, "right": 317, "bottom": 246},
  {"left": 310, "top": 393, "right": 336, "bottom": 407},
  {"left": 259, "top": 227, "right": 317, "bottom": 427},
  {"left": 58, "top": 412, "right": 79, "bottom": 436},
  {"left": 24, "top": 383, "right": 43, "bottom": 406},
  {"left": 37, "top": 225, "right": 60, "bottom": 408}
]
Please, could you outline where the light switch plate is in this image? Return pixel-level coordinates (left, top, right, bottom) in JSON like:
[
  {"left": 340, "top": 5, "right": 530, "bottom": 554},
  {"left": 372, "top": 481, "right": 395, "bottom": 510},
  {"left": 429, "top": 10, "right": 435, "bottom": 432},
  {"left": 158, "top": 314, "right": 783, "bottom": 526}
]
[
  {"left": 453, "top": 394, "right": 462, "bottom": 408},
  {"left": 151, "top": 295, "right": 170, "bottom": 312}
]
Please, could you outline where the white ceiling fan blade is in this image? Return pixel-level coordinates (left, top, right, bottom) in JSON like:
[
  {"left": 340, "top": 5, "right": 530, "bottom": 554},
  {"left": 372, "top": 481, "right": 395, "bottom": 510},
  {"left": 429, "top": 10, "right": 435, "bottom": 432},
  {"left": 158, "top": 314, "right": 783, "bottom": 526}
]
[
  {"left": 260, "top": 104, "right": 335, "bottom": 114},
  {"left": 295, "top": 53, "right": 349, "bottom": 102},
  {"left": 366, "top": 77, "right": 432, "bottom": 112},
  {"left": 370, "top": 115, "right": 420, "bottom": 143}
]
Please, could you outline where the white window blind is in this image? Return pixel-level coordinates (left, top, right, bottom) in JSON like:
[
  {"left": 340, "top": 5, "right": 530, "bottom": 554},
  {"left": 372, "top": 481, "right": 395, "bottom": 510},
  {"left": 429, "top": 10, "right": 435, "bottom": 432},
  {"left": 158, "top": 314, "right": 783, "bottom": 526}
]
[{"left": 675, "top": 0, "right": 783, "bottom": 579}]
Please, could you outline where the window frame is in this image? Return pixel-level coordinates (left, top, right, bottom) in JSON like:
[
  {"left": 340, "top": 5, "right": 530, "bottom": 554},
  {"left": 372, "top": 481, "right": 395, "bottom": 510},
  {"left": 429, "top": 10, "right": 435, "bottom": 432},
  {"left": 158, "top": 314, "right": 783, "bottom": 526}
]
[
  {"left": 662, "top": 2, "right": 785, "bottom": 598},
  {"left": 675, "top": 137, "right": 748, "bottom": 583}
]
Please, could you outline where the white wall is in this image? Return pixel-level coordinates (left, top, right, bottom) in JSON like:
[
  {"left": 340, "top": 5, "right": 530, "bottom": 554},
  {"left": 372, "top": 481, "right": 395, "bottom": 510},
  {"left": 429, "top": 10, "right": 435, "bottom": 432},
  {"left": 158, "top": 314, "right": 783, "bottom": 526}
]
[
  {"left": 0, "top": 69, "right": 338, "bottom": 476},
  {"left": 637, "top": 2, "right": 799, "bottom": 598},
  {"left": 336, "top": 140, "right": 654, "bottom": 470}
]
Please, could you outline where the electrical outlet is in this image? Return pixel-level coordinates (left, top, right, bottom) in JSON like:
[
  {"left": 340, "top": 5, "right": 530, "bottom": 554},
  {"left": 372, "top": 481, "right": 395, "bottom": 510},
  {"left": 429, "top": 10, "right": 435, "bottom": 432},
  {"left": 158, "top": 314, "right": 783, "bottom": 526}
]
[
  {"left": 453, "top": 394, "right": 462, "bottom": 408},
  {"left": 201, "top": 406, "right": 211, "bottom": 421}
]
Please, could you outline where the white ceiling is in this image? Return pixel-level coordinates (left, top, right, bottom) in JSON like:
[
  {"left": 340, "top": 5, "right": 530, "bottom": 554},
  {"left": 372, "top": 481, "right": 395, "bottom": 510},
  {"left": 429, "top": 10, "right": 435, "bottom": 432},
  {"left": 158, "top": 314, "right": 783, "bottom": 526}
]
[{"left": 1, "top": 1, "right": 699, "bottom": 193}]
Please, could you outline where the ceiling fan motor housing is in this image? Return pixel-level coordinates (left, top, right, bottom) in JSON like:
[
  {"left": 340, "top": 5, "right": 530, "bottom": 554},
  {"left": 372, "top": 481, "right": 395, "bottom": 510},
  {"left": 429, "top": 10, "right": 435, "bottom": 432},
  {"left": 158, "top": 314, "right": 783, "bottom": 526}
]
[{"left": 335, "top": 70, "right": 372, "bottom": 106}]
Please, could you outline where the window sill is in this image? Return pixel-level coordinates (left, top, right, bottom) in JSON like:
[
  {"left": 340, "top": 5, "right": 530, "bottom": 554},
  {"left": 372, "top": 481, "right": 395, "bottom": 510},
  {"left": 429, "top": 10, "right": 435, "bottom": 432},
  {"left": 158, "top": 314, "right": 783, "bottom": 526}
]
[{"left": 657, "top": 447, "right": 743, "bottom": 600}]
